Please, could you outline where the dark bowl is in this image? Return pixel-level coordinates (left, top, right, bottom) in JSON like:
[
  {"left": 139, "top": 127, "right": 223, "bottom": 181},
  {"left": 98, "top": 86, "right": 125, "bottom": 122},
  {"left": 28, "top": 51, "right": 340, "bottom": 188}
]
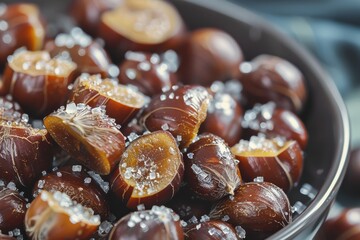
[{"left": 4, "top": 0, "right": 350, "bottom": 239}]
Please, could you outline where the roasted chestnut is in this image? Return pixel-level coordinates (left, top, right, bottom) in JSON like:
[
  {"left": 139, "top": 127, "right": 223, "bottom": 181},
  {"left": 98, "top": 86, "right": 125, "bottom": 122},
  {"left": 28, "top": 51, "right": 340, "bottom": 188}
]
[
  {"left": 110, "top": 130, "right": 184, "bottom": 209},
  {"left": 108, "top": 206, "right": 184, "bottom": 240},
  {"left": 184, "top": 220, "right": 243, "bottom": 240}
]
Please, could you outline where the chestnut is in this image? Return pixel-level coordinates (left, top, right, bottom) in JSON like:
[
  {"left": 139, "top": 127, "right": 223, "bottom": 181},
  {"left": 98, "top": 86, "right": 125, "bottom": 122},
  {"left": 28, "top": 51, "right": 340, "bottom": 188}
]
[
  {"left": 45, "top": 28, "right": 113, "bottom": 77},
  {"left": 0, "top": 186, "right": 27, "bottom": 233},
  {"left": 210, "top": 182, "right": 292, "bottom": 238},
  {"left": 0, "top": 117, "right": 53, "bottom": 188},
  {"left": 239, "top": 55, "right": 307, "bottom": 113},
  {"left": 200, "top": 92, "right": 243, "bottom": 146},
  {"left": 0, "top": 96, "right": 22, "bottom": 122},
  {"left": 0, "top": 3, "right": 45, "bottom": 68},
  {"left": 231, "top": 135, "right": 303, "bottom": 192},
  {"left": 98, "top": 0, "right": 185, "bottom": 61},
  {"left": 184, "top": 133, "right": 242, "bottom": 201},
  {"left": 184, "top": 220, "right": 243, "bottom": 240},
  {"left": 69, "top": 74, "right": 147, "bottom": 125},
  {"left": 33, "top": 165, "right": 109, "bottom": 219},
  {"left": 0, "top": 233, "right": 16, "bottom": 240},
  {"left": 108, "top": 206, "right": 184, "bottom": 240},
  {"left": 1, "top": 50, "right": 77, "bottom": 117},
  {"left": 118, "top": 51, "right": 178, "bottom": 96},
  {"left": 43, "top": 102, "right": 125, "bottom": 175},
  {"left": 110, "top": 130, "right": 184, "bottom": 209},
  {"left": 25, "top": 190, "right": 100, "bottom": 240},
  {"left": 141, "top": 85, "right": 211, "bottom": 148},
  {"left": 242, "top": 102, "right": 308, "bottom": 149},
  {"left": 177, "top": 28, "right": 243, "bottom": 86}
]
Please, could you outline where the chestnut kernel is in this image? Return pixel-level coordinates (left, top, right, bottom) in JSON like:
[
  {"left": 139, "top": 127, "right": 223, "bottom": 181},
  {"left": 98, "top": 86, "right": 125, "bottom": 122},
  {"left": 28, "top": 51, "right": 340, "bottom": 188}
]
[
  {"left": 25, "top": 190, "right": 100, "bottom": 240},
  {"left": 108, "top": 206, "right": 184, "bottom": 240},
  {"left": 141, "top": 85, "right": 211, "bottom": 148},
  {"left": 210, "top": 182, "right": 292, "bottom": 238},
  {"left": 44, "top": 103, "right": 125, "bottom": 175},
  {"left": 231, "top": 135, "right": 303, "bottom": 192},
  {"left": 185, "top": 220, "right": 243, "bottom": 240},
  {"left": 184, "top": 133, "right": 242, "bottom": 201},
  {"left": 110, "top": 130, "right": 184, "bottom": 209}
]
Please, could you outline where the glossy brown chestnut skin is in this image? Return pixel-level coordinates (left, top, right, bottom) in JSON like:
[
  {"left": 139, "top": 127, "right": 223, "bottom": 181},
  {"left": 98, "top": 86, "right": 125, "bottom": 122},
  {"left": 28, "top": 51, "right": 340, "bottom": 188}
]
[
  {"left": 0, "top": 3, "right": 45, "bottom": 68},
  {"left": 239, "top": 55, "right": 307, "bottom": 113},
  {"left": 45, "top": 28, "right": 113, "bottom": 77},
  {"left": 200, "top": 93, "right": 243, "bottom": 146},
  {"left": 108, "top": 206, "right": 184, "bottom": 240},
  {"left": 184, "top": 220, "right": 243, "bottom": 240},
  {"left": 0, "top": 234, "right": 16, "bottom": 240},
  {"left": 184, "top": 133, "right": 242, "bottom": 201},
  {"left": 0, "top": 120, "right": 53, "bottom": 188},
  {"left": 316, "top": 208, "right": 360, "bottom": 240},
  {"left": 0, "top": 187, "right": 27, "bottom": 233},
  {"left": 231, "top": 135, "right": 303, "bottom": 192},
  {"left": 44, "top": 103, "right": 125, "bottom": 175},
  {"left": 25, "top": 190, "right": 100, "bottom": 240},
  {"left": 110, "top": 130, "right": 184, "bottom": 209},
  {"left": 210, "top": 182, "right": 292, "bottom": 239},
  {"left": 1, "top": 50, "right": 77, "bottom": 117},
  {"left": 141, "top": 85, "right": 211, "bottom": 148},
  {"left": 69, "top": 74, "right": 147, "bottom": 125},
  {"left": 241, "top": 102, "right": 308, "bottom": 149},
  {"left": 177, "top": 28, "right": 243, "bottom": 86},
  {"left": 118, "top": 51, "right": 178, "bottom": 96},
  {"left": 69, "top": 0, "right": 123, "bottom": 36},
  {"left": 98, "top": 0, "right": 185, "bottom": 61},
  {"left": 342, "top": 147, "right": 360, "bottom": 194},
  {"left": 33, "top": 165, "right": 109, "bottom": 219}
]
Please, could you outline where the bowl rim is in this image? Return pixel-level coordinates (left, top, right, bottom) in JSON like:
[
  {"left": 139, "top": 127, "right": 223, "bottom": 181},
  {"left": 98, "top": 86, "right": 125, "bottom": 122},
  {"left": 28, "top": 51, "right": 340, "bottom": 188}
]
[{"left": 179, "top": 0, "right": 351, "bottom": 238}]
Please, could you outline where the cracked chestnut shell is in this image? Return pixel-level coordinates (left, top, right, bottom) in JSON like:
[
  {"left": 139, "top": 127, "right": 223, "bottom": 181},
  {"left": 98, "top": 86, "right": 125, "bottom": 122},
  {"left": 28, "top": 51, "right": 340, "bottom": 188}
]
[
  {"left": 184, "top": 133, "right": 242, "bottom": 201},
  {"left": 184, "top": 220, "right": 242, "bottom": 240}
]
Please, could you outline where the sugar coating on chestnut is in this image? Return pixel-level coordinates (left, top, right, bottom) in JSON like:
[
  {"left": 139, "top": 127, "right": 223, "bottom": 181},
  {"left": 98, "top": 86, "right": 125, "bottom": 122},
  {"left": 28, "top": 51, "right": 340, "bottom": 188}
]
[
  {"left": 25, "top": 190, "right": 100, "bottom": 240},
  {"left": 239, "top": 55, "right": 307, "bottom": 113},
  {"left": 108, "top": 205, "right": 184, "bottom": 240},
  {"left": 184, "top": 220, "right": 243, "bottom": 240},
  {"left": 184, "top": 133, "right": 242, "bottom": 201},
  {"left": 69, "top": 73, "right": 147, "bottom": 125},
  {"left": 231, "top": 135, "right": 303, "bottom": 192},
  {"left": 0, "top": 186, "right": 27, "bottom": 234},
  {"left": 0, "top": 3, "right": 45, "bottom": 68},
  {"left": 110, "top": 130, "right": 184, "bottom": 209},
  {"left": 0, "top": 96, "right": 23, "bottom": 122},
  {"left": 45, "top": 28, "right": 113, "bottom": 77},
  {"left": 178, "top": 28, "right": 243, "bottom": 86},
  {"left": 210, "top": 182, "right": 292, "bottom": 238},
  {"left": 242, "top": 102, "right": 308, "bottom": 149},
  {"left": 1, "top": 50, "right": 77, "bottom": 117},
  {"left": 44, "top": 102, "right": 125, "bottom": 175},
  {"left": 200, "top": 92, "right": 243, "bottom": 146},
  {"left": 32, "top": 165, "right": 109, "bottom": 219},
  {"left": 118, "top": 51, "right": 178, "bottom": 96},
  {"left": 141, "top": 85, "right": 211, "bottom": 148}
]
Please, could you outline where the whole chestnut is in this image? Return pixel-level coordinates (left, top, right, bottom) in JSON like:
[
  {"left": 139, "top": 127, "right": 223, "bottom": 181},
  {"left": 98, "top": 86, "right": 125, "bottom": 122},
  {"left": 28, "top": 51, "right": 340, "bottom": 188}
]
[{"left": 184, "top": 220, "right": 243, "bottom": 240}]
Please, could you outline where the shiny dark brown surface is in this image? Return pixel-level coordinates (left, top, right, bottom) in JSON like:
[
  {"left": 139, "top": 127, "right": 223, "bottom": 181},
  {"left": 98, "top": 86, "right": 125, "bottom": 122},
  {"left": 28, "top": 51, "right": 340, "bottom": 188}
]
[{"left": 185, "top": 220, "right": 242, "bottom": 240}]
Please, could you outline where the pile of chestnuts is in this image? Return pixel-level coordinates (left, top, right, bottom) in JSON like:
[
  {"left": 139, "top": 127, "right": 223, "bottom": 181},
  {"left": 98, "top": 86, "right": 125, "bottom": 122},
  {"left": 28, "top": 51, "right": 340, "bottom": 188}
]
[{"left": 0, "top": 0, "right": 309, "bottom": 239}]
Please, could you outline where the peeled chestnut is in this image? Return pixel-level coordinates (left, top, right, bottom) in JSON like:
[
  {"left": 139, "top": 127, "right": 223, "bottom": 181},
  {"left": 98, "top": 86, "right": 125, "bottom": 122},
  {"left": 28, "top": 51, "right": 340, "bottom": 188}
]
[
  {"left": 25, "top": 190, "right": 100, "bottom": 240},
  {"left": 108, "top": 206, "right": 184, "bottom": 240},
  {"left": 178, "top": 28, "right": 243, "bottom": 86},
  {"left": 185, "top": 220, "right": 243, "bottom": 240},
  {"left": 239, "top": 55, "right": 307, "bottom": 113},
  {"left": 0, "top": 3, "right": 45, "bottom": 68},
  {"left": 45, "top": 28, "right": 112, "bottom": 77},
  {"left": 33, "top": 165, "right": 109, "bottom": 219},
  {"left": 231, "top": 135, "right": 303, "bottom": 192},
  {"left": 200, "top": 92, "right": 243, "bottom": 146},
  {"left": 141, "top": 85, "right": 211, "bottom": 148},
  {"left": 110, "top": 130, "right": 184, "bottom": 209},
  {"left": 69, "top": 74, "right": 147, "bottom": 125},
  {"left": 0, "top": 186, "right": 27, "bottom": 233},
  {"left": 118, "top": 51, "right": 178, "bottom": 96},
  {"left": 184, "top": 133, "right": 242, "bottom": 201},
  {"left": 1, "top": 50, "right": 77, "bottom": 117},
  {"left": 44, "top": 103, "right": 125, "bottom": 175},
  {"left": 98, "top": 0, "right": 185, "bottom": 61},
  {"left": 210, "top": 182, "right": 292, "bottom": 238}
]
